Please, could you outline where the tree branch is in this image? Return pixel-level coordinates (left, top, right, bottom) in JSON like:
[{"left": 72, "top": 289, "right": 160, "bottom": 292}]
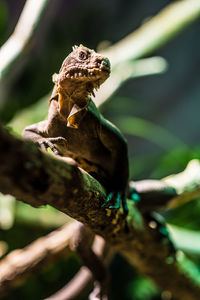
[
  {"left": 1, "top": 125, "right": 200, "bottom": 299},
  {"left": 0, "top": 220, "right": 112, "bottom": 300},
  {"left": 0, "top": 222, "right": 75, "bottom": 294},
  {"left": 163, "top": 159, "right": 200, "bottom": 209},
  {"left": 45, "top": 234, "right": 113, "bottom": 300},
  {"left": 0, "top": 125, "right": 108, "bottom": 230}
]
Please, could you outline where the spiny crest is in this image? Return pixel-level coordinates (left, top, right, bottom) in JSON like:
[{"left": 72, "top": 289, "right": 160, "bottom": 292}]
[
  {"left": 72, "top": 44, "right": 85, "bottom": 52},
  {"left": 72, "top": 45, "right": 78, "bottom": 51}
]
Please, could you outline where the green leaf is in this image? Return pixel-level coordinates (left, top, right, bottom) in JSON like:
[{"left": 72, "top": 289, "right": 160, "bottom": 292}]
[
  {"left": 167, "top": 224, "right": 200, "bottom": 254},
  {"left": 117, "top": 116, "right": 186, "bottom": 150}
]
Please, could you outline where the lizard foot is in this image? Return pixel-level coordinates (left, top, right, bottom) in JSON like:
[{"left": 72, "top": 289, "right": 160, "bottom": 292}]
[
  {"left": 38, "top": 137, "right": 67, "bottom": 156},
  {"left": 102, "top": 191, "right": 128, "bottom": 216}
]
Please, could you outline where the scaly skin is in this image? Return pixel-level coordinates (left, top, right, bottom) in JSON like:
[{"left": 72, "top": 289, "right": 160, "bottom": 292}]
[
  {"left": 22, "top": 45, "right": 177, "bottom": 300},
  {"left": 23, "top": 45, "right": 130, "bottom": 300},
  {"left": 23, "top": 45, "right": 129, "bottom": 210}
]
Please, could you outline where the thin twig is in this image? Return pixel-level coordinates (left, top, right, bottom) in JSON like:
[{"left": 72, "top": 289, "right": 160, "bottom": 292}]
[
  {"left": 95, "top": 0, "right": 200, "bottom": 106},
  {"left": 0, "top": 0, "right": 49, "bottom": 78},
  {"left": 0, "top": 219, "right": 112, "bottom": 300},
  {"left": 163, "top": 159, "right": 200, "bottom": 209},
  {"left": 102, "top": 0, "right": 200, "bottom": 66},
  {"left": 45, "top": 235, "right": 113, "bottom": 300},
  {"left": 0, "top": 222, "right": 76, "bottom": 294}
]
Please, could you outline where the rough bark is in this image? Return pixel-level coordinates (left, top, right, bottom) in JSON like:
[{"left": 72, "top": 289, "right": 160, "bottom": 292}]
[{"left": 0, "top": 125, "right": 200, "bottom": 300}]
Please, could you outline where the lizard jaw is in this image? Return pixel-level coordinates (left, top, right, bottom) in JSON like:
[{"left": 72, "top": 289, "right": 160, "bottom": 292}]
[
  {"left": 64, "top": 67, "right": 109, "bottom": 81},
  {"left": 58, "top": 68, "right": 109, "bottom": 98},
  {"left": 86, "top": 80, "right": 102, "bottom": 98}
]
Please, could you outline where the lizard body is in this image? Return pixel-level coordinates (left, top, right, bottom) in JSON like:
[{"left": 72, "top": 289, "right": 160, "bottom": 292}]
[
  {"left": 23, "top": 45, "right": 129, "bottom": 299},
  {"left": 22, "top": 45, "right": 177, "bottom": 300},
  {"left": 23, "top": 45, "right": 129, "bottom": 208}
]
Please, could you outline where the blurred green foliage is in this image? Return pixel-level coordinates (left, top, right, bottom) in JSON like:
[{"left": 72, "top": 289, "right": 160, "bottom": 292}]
[{"left": 0, "top": 0, "right": 8, "bottom": 45}]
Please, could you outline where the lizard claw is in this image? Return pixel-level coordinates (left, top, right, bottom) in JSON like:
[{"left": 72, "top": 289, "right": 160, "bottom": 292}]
[
  {"left": 102, "top": 191, "right": 128, "bottom": 215},
  {"left": 38, "top": 137, "right": 67, "bottom": 156},
  {"left": 38, "top": 139, "right": 60, "bottom": 155}
]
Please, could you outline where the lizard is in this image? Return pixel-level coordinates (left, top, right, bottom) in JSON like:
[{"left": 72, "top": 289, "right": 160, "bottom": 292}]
[
  {"left": 22, "top": 44, "right": 177, "bottom": 235},
  {"left": 22, "top": 44, "right": 129, "bottom": 213},
  {"left": 22, "top": 45, "right": 177, "bottom": 299},
  {"left": 22, "top": 45, "right": 129, "bottom": 300}
]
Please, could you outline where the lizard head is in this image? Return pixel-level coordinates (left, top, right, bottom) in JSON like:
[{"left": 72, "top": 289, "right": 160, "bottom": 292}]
[{"left": 54, "top": 45, "right": 111, "bottom": 98}]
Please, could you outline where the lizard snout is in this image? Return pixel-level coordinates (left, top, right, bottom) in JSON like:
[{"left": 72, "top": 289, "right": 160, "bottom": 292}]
[{"left": 102, "top": 58, "right": 110, "bottom": 69}]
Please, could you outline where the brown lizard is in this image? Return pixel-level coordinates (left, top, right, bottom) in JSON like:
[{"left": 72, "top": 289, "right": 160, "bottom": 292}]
[
  {"left": 23, "top": 45, "right": 177, "bottom": 300},
  {"left": 23, "top": 44, "right": 129, "bottom": 212},
  {"left": 22, "top": 44, "right": 176, "bottom": 224},
  {"left": 23, "top": 45, "right": 129, "bottom": 300}
]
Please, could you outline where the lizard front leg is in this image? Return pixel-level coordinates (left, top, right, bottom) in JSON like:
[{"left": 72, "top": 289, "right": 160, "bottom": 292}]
[{"left": 22, "top": 121, "right": 67, "bottom": 156}]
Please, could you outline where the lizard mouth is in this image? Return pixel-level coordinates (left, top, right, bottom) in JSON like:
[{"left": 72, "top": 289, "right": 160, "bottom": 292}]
[
  {"left": 63, "top": 66, "right": 110, "bottom": 98},
  {"left": 56, "top": 56, "right": 110, "bottom": 98},
  {"left": 64, "top": 57, "right": 110, "bottom": 80},
  {"left": 64, "top": 66, "right": 110, "bottom": 80}
]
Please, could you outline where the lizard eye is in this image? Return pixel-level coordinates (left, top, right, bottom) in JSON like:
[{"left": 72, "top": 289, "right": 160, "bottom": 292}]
[{"left": 78, "top": 50, "right": 88, "bottom": 60}]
